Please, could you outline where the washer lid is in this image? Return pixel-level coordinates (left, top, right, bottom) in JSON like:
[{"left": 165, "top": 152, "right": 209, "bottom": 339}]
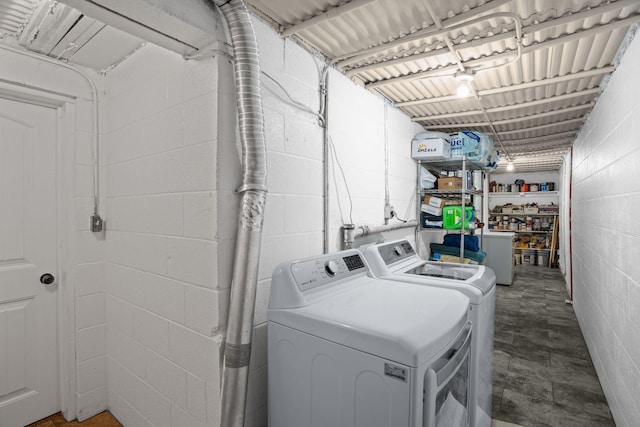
[
  {"left": 268, "top": 278, "right": 470, "bottom": 367},
  {"left": 363, "top": 239, "right": 496, "bottom": 296},
  {"left": 403, "top": 262, "right": 496, "bottom": 296}
]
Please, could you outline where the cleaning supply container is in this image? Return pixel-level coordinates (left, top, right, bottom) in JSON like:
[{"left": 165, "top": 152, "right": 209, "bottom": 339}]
[{"left": 443, "top": 206, "right": 474, "bottom": 230}]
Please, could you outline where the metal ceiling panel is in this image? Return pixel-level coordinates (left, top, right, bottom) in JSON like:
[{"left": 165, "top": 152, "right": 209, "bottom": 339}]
[
  {"left": 0, "top": 0, "right": 38, "bottom": 36},
  {"left": 248, "top": 0, "right": 640, "bottom": 171}
]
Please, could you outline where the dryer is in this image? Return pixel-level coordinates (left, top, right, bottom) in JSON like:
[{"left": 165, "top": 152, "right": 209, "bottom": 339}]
[
  {"left": 268, "top": 249, "right": 473, "bottom": 427},
  {"left": 363, "top": 239, "right": 496, "bottom": 427}
]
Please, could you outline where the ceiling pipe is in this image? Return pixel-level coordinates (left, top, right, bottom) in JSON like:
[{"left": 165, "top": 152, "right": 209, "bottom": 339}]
[
  {"left": 343, "top": 1, "right": 639, "bottom": 74},
  {"left": 421, "top": 4, "right": 522, "bottom": 163},
  {"left": 282, "top": 0, "right": 376, "bottom": 37},
  {"left": 211, "top": 0, "right": 268, "bottom": 426}
]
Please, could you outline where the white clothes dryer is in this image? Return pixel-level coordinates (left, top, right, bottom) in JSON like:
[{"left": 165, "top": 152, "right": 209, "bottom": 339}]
[
  {"left": 268, "top": 249, "right": 473, "bottom": 427},
  {"left": 363, "top": 239, "right": 496, "bottom": 427}
]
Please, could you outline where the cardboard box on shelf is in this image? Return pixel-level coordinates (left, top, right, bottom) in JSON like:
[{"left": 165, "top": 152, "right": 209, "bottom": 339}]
[
  {"left": 524, "top": 207, "right": 539, "bottom": 214},
  {"left": 437, "top": 177, "right": 463, "bottom": 190},
  {"left": 421, "top": 204, "right": 443, "bottom": 216},
  {"left": 423, "top": 195, "right": 445, "bottom": 208}
]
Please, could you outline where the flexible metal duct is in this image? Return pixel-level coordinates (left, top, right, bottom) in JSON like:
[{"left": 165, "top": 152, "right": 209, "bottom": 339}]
[{"left": 212, "top": 0, "right": 267, "bottom": 425}]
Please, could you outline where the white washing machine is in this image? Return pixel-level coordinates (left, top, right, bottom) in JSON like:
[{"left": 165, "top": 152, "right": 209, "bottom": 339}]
[
  {"left": 363, "top": 239, "right": 496, "bottom": 427},
  {"left": 268, "top": 249, "right": 473, "bottom": 427}
]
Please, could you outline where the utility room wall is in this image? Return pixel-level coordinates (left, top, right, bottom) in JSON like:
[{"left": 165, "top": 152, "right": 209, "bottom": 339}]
[
  {"left": 102, "top": 45, "right": 224, "bottom": 427},
  {"left": 99, "top": 13, "right": 424, "bottom": 427},
  {"left": 572, "top": 30, "right": 640, "bottom": 426}
]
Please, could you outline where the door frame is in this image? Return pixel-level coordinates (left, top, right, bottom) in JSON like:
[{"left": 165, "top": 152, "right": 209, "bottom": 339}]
[{"left": 0, "top": 80, "right": 79, "bottom": 421}]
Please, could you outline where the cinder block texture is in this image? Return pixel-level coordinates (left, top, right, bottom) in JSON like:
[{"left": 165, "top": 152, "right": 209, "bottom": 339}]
[{"left": 572, "top": 31, "right": 640, "bottom": 427}]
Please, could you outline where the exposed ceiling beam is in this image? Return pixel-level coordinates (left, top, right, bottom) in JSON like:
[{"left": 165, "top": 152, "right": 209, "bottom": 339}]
[
  {"left": 365, "top": 15, "right": 640, "bottom": 90},
  {"left": 500, "top": 131, "right": 577, "bottom": 144},
  {"left": 508, "top": 143, "right": 572, "bottom": 154},
  {"left": 333, "top": 0, "right": 512, "bottom": 66},
  {"left": 347, "top": 0, "right": 640, "bottom": 74},
  {"left": 282, "top": 0, "right": 376, "bottom": 37},
  {"left": 487, "top": 103, "right": 593, "bottom": 126},
  {"left": 496, "top": 118, "right": 584, "bottom": 136},
  {"left": 397, "top": 69, "right": 611, "bottom": 107},
  {"left": 418, "top": 103, "right": 593, "bottom": 128},
  {"left": 60, "top": 0, "right": 220, "bottom": 55},
  {"left": 411, "top": 89, "right": 599, "bottom": 121}
]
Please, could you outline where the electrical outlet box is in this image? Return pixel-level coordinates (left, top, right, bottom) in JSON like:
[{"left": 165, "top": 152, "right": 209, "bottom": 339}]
[{"left": 91, "top": 214, "right": 104, "bottom": 232}]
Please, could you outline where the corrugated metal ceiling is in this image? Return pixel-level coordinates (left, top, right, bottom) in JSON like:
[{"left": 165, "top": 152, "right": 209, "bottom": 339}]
[
  {"left": 1, "top": 0, "right": 638, "bottom": 171},
  {"left": 248, "top": 0, "right": 640, "bottom": 172}
]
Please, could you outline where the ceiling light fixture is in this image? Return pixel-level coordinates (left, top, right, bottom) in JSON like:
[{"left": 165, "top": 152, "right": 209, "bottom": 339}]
[
  {"left": 455, "top": 71, "right": 474, "bottom": 98},
  {"left": 506, "top": 161, "right": 514, "bottom": 171}
]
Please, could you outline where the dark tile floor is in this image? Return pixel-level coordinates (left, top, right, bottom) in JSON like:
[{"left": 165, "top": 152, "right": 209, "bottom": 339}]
[{"left": 491, "top": 264, "right": 615, "bottom": 427}]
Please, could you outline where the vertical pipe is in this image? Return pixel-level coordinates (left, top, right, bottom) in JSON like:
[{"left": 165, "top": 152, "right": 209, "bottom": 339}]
[
  {"left": 212, "top": 0, "right": 268, "bottom": 425},
  {"left": 321, "top": 65, "right": 330, "bottom": 253}
]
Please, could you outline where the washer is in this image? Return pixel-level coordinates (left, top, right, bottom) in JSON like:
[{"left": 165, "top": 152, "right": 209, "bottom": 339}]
[
  {"left": 363, "top": 239, "right": 496, "bottom": 427},
  {"left": 268, "top": 249, "right": 473, "bottom": 427}
]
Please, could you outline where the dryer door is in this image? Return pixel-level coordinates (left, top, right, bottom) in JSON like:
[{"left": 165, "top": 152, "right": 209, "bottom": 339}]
[{"left": 424, "top": 322, "right": 472, "bottom": 427}]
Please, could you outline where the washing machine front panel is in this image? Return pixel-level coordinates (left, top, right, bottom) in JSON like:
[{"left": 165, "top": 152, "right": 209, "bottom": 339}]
[
  {"left": 269, "top": 322, "right": 415, "bottom": 427},
  {"left": 363, "top": 240, "right": 496, "bottom": 427},
  {"left": 269, "top": 249, "right": 474, "bottom": 427}
]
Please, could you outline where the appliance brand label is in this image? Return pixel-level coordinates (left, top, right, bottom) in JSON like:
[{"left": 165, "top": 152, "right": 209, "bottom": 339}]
[
  {"left": 384, "top": 362, "right": 408, "bottom": 382},
  {"left": 416, "top": 143, "right": 436, "bottom": 153}
]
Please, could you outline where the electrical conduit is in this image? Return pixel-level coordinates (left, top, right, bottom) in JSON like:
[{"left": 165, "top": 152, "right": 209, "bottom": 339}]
[{"left": 211, "top": 0, "right": 268, "bottom": 425}]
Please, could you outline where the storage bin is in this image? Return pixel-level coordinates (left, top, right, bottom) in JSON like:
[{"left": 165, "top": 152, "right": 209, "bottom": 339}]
[
  {"left": 411, "top": 131, "right": 451, "bottom": 160},
  {"left": 442, "top": 206, "right": 474, "bottom": 229}
]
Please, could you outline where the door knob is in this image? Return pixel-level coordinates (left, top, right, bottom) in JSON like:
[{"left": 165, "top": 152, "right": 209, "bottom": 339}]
[{"left": 40, "top": 273, "right": 55, "bottom": 285}]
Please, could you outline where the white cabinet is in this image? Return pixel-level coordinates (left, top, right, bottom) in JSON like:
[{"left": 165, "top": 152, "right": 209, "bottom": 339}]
[{"left": 482, "top": 232, "right": 514, "bottom": 285}]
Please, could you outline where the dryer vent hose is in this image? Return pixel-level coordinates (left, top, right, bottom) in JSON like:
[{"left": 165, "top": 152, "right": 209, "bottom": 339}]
[{"left": 213, "top": 0, "right": 267, "bottom": 426}]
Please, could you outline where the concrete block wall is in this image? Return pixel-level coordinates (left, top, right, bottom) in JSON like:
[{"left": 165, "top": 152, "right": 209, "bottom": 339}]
[
  {"left": 327, "top": 71, "right": 422, "bottom": 250},
  {"left": 571, "top": 30, "right": 640, "bottom": 426},
  {"left": 102, "top": 45, "right": 223, "bottom": 427},
  {"left": 230, "top": 16, "right": 423, "bottom": 426},
  {"left": 0, "top": 13, "right": 423, "bottom": 427}
]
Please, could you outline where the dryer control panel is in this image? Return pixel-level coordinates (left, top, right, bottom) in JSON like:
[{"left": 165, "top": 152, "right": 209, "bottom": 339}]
[
  {"left": 377, "top": 240, "right": 416, "bottom": 265},
  {"left": 291, "top": 252, "right": 367, "bottom": 293}
]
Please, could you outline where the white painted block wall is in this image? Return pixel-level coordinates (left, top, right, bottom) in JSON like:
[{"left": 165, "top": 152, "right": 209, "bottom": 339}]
[
  {"left": 572, "top": 30, "right": 640, "bottom": 427},
  {"left": 0, "top": 13, "right": 423, "bottom": 427},
  {"left": 102, "top": 45, "right": 223, "bottom": 427}
]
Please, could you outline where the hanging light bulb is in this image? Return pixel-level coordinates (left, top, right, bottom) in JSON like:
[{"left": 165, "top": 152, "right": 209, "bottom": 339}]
[
  {"left": 507, "top": 161, "right": 514, "bottom": 171},
  {"left": 455, "top": 72, "right": 474, "bottom": 98}
]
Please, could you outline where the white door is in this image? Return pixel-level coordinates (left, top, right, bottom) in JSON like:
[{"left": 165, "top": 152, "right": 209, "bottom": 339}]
[{"left": 0, "top": 97, "right": 59, "bottom": 426}]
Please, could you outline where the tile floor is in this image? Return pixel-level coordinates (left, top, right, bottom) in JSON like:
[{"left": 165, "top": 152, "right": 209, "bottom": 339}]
[{"left": 491, "top": 264, "right": 615, "bottom": 427}]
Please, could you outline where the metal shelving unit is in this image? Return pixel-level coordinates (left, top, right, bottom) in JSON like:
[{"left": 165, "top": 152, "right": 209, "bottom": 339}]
[{"left": 417, "top": 156, "right": 485, "bottom": 261}]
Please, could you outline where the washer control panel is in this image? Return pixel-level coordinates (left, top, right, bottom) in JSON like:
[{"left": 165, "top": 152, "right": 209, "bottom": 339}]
[
  {"left": 377, "top": 240, "right": 416, "bottom": 265},
  {"left": 291, "top": 251, "right": 367, "bottom": 292}
]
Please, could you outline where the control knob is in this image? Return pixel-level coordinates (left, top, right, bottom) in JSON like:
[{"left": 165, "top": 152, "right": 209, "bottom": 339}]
[{"left": 324, "top": 260, "right": 339, "bottom": 277}]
